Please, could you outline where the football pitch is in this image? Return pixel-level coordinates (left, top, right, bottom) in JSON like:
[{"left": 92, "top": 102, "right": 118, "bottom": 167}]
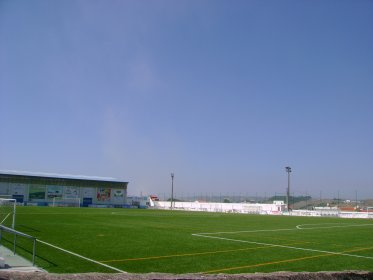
[{"left": 3, "top": 207, "right": 373, "bottom": 274}]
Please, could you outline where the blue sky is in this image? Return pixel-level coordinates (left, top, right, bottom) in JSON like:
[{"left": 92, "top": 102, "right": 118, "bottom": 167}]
[{"left": 1, "top": 0, "right": 372, "bottom": 199}]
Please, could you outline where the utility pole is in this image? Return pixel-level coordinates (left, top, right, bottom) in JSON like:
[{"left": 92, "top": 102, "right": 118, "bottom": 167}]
[
  {"left": 285, "top": 167, "right": 292, "bottom": 211},
  {"left": 320, "top": 190, "right": 322, "bottom": 204},
  {"left": 355, "top": 190, "right": 358, "bottom": 210},
  {"left": 171, "top": 173, "right": 174, "bottom": 209}
]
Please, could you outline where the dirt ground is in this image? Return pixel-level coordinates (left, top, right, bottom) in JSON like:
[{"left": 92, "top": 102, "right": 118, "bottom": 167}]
[{"left": 0, "top": 271, "right": 372, "bottom": 280}]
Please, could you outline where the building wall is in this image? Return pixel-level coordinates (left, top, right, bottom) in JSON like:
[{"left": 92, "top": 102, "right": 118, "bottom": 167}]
[{"left": 0, "top": 174, "right": 128, "bottom": 207}]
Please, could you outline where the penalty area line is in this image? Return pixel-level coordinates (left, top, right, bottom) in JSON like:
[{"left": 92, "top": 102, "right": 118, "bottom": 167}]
[
  {"left": 36, "top": 239, "right": 126, "bottom": 273},
  {"left": 192, "top": 234, "right": 373, "bottom": 261},
  {"left": 296, "top": 223, "right": 373, "bottom": 230},
  {"left": 195, "top": 223, "right": 373, "bottom": 236},
  {"left": 194, "top": 228, "right": 297, "bottom": 235}
]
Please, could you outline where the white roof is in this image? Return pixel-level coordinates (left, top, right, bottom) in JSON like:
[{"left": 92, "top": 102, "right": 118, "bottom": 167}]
[{"left": 0, "top": 170, "right": 125, "bottom": 183}]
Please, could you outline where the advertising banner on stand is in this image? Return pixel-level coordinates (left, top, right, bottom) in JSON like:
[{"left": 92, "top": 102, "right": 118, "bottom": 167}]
[
  {"left": 29, "top": 185, "right": 46, "bottom": 200},
  {"left": 97, "top": 188, "right": 111, "bottom": 201},
  {"left": 12, "top": 183, "right": 26, "bottom": 195},
  {"left": 82, "top": 188, "right": 94, "bottom": 198},
  {"left": 47, "top": 186, "right": 63, "bottom": 199},
  {"left": 0, "top": 182, "right": 9, "bottom": 194},
  {"left": 64, "top": 186, "right": 80, "bottom": 199},
  {"left": 111, "top": 189, "right": 124, "bottom": 203}
]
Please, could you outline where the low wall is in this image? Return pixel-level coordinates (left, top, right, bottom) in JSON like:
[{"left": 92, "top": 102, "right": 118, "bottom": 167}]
[
  {"left": 152, "top": 201, "right": 283, "bottom": 214},
  {"left": 151, "top": 200, "right": 373, "bottom": 219}
]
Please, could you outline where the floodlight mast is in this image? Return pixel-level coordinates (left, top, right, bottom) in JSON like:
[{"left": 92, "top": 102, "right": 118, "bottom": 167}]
[
  {"left": 285, "top": 167, "right": 292, "bottom": 211},
  {"left": 171, "top": 173, "right": 174, "bottom": 210}
]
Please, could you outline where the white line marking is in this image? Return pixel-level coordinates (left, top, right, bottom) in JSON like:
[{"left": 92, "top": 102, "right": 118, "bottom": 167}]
[
  {"left": 192, "top": 223, "right": 373, "bottom": 262},
  {"left": 195, "top": 223, "right": 373, "bottom": 235},
  {"left": 36, "top": 239, "right": 126, "bottom": 273},
  {"left": 192, "top": 234, "right": 373, "bottom": 260},
  {"left": 0, "top": 213, "right": 11, "bottom": 225},
  {"left": 195, "top": 228, "right": 297, "bottom": 235},
  {"left": 296, "top": 223, "right": 373, "bottom": 230}
]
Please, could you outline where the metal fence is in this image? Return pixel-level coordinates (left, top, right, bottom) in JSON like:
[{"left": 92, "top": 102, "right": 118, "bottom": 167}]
[{"left": 0, "top": 225, "right": 36, "bottom": 265}]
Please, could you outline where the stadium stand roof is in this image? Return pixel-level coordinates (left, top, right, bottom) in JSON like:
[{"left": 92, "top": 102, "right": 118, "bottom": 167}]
[{"left": 0, "top": 170, "right": 126, "bottom": 183}]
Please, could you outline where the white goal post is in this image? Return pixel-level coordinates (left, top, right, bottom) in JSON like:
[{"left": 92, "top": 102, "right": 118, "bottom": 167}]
[
  {"left": 52, "top": 197, "right": 81, "bottom": 208},
  {"left": 0, "top": 198, "right": 16, "bottom": 229}
]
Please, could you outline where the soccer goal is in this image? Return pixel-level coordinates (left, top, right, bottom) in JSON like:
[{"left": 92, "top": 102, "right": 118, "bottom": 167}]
[
  {"left": 52, "top": 197, "right": 81, "bottom": 208},
  {"left": 0, "top": 198, "right": 16, "bottom": 229}
]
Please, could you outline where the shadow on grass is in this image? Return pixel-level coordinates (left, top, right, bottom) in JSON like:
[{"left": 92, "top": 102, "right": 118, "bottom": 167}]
[
  {"left": 17, "top": 224, "right": 41, "bottom": 233},
  {"left": 1, "top": 236, "right": 58, "bottom": 267}
]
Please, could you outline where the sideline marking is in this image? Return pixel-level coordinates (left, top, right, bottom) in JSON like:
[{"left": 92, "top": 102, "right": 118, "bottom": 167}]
[
  {"left": 36, "top": 239, "right": 126, "bottom": 273},
  {"left": 193, "top": 222, "right": 373, "bottom": 273},
  {"left": 203, "top": 245, "right": 373, "bottom": 273},
  {"left": 192, "top": 233, "right": 373, "bottom": 260},
  {"left": 101, "top": 241, "right": 309, "bottom": 263},
  {"left": 195, "top": 223, "right": 373, "bottom": 236}
]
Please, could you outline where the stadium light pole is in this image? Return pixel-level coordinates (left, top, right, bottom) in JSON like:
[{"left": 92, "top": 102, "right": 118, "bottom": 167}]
[
  {"left": 285, "top": 167, "right": 291, "bottom": 211},
  {"left": 355, "top": 190, "right": 358, "bottom": 210},
  {"left": 171, "top": 173, "right": 174, "bottom": 209}
]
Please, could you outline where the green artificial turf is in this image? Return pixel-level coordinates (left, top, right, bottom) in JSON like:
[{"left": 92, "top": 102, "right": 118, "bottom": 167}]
[{"left": 2, "top": 207, "right": 372, "bottom": 273}]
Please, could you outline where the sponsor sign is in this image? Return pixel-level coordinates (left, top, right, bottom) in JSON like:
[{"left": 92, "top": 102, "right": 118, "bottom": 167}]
[
  {"left": 97, "top": 188, "right": 111, "bottom": 201},
  {"left": 0, "top": 182, "right": 8, "bottom": 194},
  {"left": 111, "top": 189, "right": 124, "bottom": 203},
  {"left": 82, "top": 188, "right": 94, "bottom": 198},
  {"left": 13, "top": 183, "right": 26, "bottom": 195},
  {"left": 47, "top": 185, "right": 63, "bottom": 199},
  {"left": 64, "top": 186, "right": 80, "bottom": 199},
  {"left": 29, "top": 185, "right": 46, "bottom": 200}
]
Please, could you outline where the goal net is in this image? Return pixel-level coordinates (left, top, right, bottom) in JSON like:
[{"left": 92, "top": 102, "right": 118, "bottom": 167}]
[
  {"left": 0, "top": 198, "right": 16, "bottom": 229},
  {"left": 52, "top": 197, "right": 81, "bottom": 208}
]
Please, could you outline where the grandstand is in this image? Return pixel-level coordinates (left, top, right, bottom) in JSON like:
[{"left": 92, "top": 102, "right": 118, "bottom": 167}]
[{"left": 0, "top": 170, "right": 128, "bottom": 207}]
